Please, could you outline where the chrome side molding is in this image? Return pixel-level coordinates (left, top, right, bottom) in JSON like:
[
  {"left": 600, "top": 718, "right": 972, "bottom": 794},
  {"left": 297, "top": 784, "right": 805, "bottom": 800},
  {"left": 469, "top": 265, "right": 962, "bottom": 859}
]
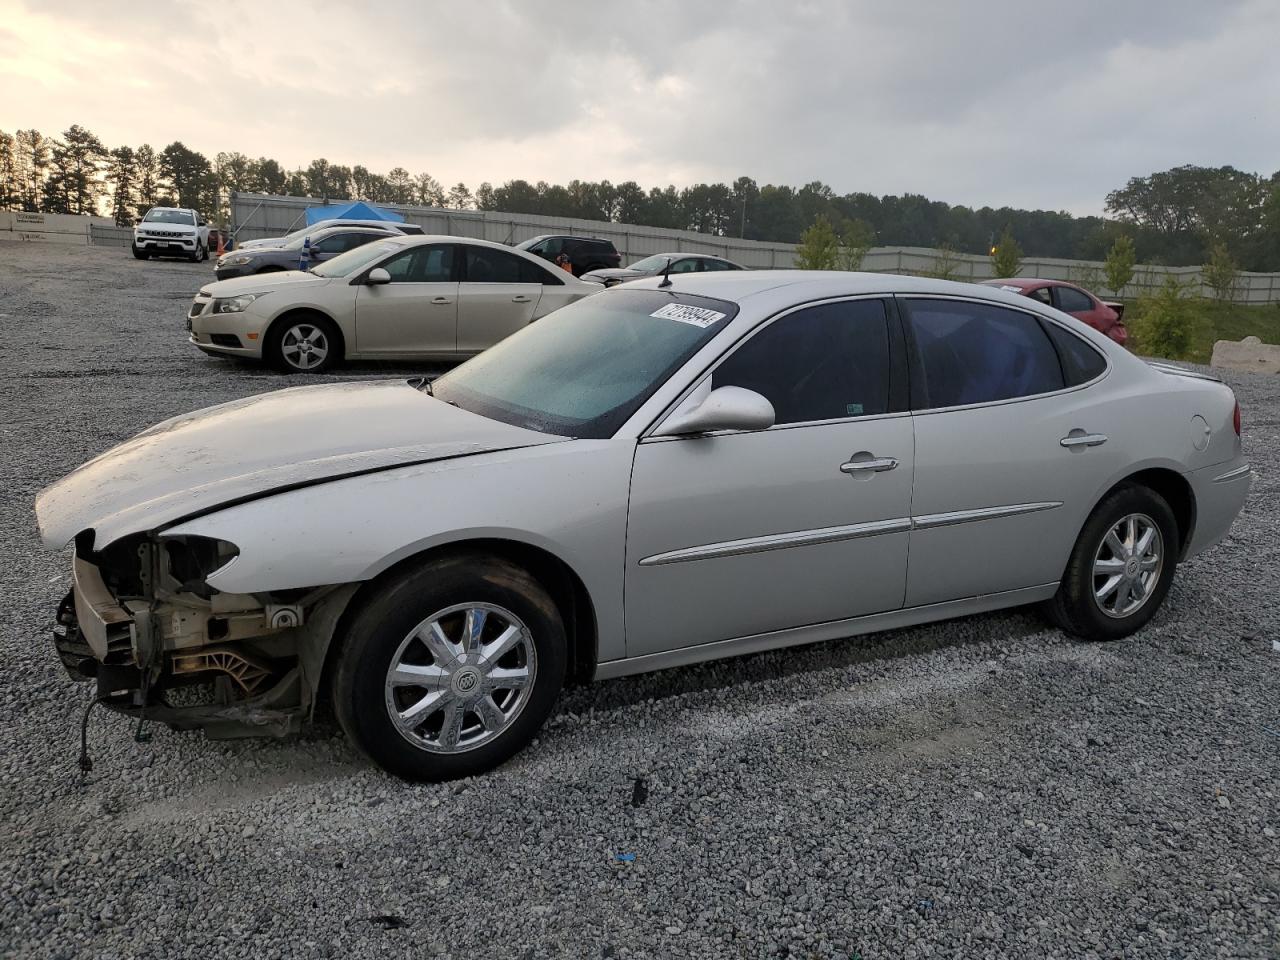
[{"left": 639, "top": 501, "right": 1064, "bottom": 566}]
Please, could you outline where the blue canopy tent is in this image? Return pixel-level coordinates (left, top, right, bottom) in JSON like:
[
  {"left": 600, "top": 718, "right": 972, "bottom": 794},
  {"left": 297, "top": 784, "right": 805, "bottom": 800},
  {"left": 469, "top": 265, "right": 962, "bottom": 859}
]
[{"left": 303, "top": 200, "right": 405, "bottom": 226}]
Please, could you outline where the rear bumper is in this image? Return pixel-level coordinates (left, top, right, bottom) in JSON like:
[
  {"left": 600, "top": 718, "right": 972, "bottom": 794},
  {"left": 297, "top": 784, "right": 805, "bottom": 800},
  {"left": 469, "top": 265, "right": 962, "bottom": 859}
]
[{"left": 1184, "top": 459, "right": 1251, "bottom": 559}]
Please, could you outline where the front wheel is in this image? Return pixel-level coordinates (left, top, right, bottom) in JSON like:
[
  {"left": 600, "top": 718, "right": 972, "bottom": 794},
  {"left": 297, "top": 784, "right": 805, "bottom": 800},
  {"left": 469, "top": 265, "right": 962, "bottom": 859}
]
[
  {"left": 1044, "top": 485, "right": 1179, "bottom": 640},
  {"left": 333, "top": 555, "right": 567, "bottom": 781},
  {"left": 266, "top": 314, "right": 340, "bottom": 374},
  {"left": 131, "top": 245, "right": 149, "bottom": 260}
]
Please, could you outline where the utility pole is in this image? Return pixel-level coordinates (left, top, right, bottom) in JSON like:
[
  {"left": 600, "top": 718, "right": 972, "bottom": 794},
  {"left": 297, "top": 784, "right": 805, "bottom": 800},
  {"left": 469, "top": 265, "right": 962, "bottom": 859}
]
[{"left": 740, "top": 197, "right": 747, "bottom": 239}]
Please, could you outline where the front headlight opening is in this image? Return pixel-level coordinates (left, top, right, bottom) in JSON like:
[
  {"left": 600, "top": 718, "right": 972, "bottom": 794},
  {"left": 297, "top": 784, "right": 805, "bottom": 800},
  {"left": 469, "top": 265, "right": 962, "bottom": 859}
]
[
  {"left": 211, "top": 293, "right": 259, "bottom": 314},
  {"left": 230, "top": 255, "right": 253, "bottom": 266},
  {"left": 164, "top": 536, "right": 240, "bottom": 589}
]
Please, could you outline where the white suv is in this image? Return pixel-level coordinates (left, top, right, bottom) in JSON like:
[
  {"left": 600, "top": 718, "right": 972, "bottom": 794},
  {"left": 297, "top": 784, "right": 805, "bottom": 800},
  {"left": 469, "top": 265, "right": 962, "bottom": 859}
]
[{"left": 133, "top": 207, "right": 211, "bottom": 262}]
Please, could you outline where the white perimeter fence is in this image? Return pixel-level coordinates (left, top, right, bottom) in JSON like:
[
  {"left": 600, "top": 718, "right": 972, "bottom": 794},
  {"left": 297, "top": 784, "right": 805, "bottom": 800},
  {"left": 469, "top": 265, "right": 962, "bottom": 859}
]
[{"left": 24, "top": 194, "right": 1278, "bottom": 303}]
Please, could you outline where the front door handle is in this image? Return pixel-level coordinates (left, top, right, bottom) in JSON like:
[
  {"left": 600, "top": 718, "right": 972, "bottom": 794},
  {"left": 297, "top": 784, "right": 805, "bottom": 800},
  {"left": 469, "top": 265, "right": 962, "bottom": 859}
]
[
  {"left": 1060, "top": 432, "right": 1107, "bottom": 448},
  {"left": 840, "top": 456, "right": 899, "bottom": 475},
  {"left": 511, "top": 295, "right": 532, "bottom": 303},
  {"left": 431, "top": 297, "right": 453, "bottom": 305}
]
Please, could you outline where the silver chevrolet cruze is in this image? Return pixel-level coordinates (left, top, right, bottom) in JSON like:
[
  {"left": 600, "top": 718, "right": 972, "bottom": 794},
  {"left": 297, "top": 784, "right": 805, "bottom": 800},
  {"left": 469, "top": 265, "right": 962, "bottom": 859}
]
[{"left": 37, "top": 272, "right": 1250, "bottom": 780}]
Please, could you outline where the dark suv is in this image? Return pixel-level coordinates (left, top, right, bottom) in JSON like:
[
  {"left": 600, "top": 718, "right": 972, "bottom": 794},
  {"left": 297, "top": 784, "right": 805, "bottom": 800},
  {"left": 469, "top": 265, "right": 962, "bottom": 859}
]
[{"left": 515, "top": 235, "right": 622, "bottom": 276}]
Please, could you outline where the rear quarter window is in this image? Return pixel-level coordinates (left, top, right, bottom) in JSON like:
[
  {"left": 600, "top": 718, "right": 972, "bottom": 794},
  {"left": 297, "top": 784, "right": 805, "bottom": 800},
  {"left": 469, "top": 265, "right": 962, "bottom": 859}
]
[{"left": 1043, "top": 320, "right": 1108, "bottom": 386}]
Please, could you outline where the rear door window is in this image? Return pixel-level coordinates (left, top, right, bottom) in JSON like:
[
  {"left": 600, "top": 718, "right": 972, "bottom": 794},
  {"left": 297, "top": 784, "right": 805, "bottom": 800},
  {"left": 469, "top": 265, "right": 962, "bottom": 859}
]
[
  {"left": 903, "top": 299, "right": 1065, "bottom": 409},
  {"left": 712, "top": 299, "right": 892, "bottom": 425},
  {"left": 466, "top": 246, "right": 540, "bottom": 283}
]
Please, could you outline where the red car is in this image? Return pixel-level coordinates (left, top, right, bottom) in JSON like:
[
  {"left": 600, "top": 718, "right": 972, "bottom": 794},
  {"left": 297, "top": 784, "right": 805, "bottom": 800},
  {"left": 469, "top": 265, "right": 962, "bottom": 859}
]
[{"left": 981, "top": 278, "right": 1128, "bottom": 347}]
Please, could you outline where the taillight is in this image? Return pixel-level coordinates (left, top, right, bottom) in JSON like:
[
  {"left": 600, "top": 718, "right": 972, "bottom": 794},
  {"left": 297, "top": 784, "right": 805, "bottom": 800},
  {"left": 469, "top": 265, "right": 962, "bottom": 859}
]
[{"left": 1233, "top": 399, "right": 1241, "bottom": 436}]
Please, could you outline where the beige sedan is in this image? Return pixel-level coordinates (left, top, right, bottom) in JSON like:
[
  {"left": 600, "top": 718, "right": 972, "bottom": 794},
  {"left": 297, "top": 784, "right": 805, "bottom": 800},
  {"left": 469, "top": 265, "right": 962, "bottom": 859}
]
[{"left": 187, "top": 235, "right": 600, "bottom": 372}]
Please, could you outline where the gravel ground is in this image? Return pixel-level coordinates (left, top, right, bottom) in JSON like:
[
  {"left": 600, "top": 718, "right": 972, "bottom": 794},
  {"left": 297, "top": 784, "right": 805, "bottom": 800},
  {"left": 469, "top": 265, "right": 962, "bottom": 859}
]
[{"left": 0, "top": 240, "right": 1277, "bottom": 959}]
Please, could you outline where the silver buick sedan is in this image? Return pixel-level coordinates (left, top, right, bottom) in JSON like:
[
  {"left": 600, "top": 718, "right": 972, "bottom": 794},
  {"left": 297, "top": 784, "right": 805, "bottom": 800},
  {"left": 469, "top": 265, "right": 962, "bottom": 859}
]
[{"left": 37, "top": 272, "right": 1250, "bottom": 781}]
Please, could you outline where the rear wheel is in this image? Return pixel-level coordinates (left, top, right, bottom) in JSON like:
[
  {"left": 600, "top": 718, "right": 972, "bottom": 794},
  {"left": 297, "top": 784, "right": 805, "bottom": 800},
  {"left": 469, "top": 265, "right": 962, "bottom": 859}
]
[
  {"left": 266, "top": 313, "right": 341, "bottom": 374},
  {"left": 1044, "top": 485, "right": 1179, "bottom": 640},
  {"left": 333, "top": 555, "right": 567, "bottom": 781}
]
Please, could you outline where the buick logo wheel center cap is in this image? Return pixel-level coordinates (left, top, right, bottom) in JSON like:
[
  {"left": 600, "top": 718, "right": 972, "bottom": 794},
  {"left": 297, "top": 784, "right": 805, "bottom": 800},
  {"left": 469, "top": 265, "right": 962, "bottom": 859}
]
[
  {"left": 452, "top": 667, "right": 481, "bottom": 696},
  {"left": 1124, "top": 558, "right": 1140, "bottom": 578}
]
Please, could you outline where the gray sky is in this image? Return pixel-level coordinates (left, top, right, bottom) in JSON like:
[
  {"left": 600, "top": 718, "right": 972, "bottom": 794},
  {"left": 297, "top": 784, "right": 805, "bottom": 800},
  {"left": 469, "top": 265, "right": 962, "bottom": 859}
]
[{"left": 3, "top": 0, "right": 1277, "bottom": 215}]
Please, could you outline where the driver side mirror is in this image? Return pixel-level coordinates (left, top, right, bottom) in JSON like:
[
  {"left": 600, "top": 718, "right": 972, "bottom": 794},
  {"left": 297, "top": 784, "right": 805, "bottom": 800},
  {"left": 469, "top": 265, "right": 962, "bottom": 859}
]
[
  {"left": 198, "top": 219, "right": 208, "bottom": 227},
  {"left": 366, "top": 267, "right": 391, "bottom": 285},
  {"left": 653, "top": 385, "right": 775, "bottom": 437}
]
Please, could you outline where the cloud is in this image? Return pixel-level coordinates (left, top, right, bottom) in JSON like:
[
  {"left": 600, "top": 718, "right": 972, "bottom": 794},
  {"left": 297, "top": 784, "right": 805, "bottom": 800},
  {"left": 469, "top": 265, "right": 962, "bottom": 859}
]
[{"left": 2, "top": 0, "right": 1277, "bottom": 215}]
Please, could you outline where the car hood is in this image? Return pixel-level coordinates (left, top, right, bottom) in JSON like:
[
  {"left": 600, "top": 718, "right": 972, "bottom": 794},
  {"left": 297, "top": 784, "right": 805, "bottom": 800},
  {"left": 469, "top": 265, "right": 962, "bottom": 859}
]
[
  {"left": 35, "top": 379, "right": 566, "bottom": 550},
  {"left": 199, "top": 270, "right": 328, "bottom": 297},
  {"left": 237, "top": 237, "right": 287, "bottom": 250}
]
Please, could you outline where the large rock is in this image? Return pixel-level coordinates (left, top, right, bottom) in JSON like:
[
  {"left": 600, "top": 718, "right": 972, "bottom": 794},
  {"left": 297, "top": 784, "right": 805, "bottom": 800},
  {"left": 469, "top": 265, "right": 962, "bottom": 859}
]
[{"left": 1211, "top": 335, "right": 1280, "bottom": 374}]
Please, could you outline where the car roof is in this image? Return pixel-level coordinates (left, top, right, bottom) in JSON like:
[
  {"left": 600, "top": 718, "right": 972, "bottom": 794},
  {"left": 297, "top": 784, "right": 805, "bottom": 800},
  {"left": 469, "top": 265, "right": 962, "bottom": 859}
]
[
  {"left": 613, "top": 269, "right": 1079, "bottom": 307},
  {"left": 381, "top": 235, "right": 598, "bottom": 279},
  {"left": 527, "top": 234, "right": 611, "bottom": 242},
  {"left": 309, "top": 224, "right": 399, "bottom": 236}
]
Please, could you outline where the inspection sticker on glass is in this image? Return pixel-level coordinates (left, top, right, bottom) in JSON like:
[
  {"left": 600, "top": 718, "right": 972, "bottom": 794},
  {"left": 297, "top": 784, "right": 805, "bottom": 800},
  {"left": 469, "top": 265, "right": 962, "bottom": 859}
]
[{"left": 650, "top": 303, "right": 727, "bottom": 328}]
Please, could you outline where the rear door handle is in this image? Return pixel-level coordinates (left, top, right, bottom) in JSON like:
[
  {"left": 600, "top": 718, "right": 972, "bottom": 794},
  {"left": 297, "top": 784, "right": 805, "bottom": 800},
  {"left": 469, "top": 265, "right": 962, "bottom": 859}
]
[
  {"left": 840, "top": 456, "right": 899, "bottom": 475},
  {"left": 431, "top": 297, "right": 453, "bottom": 305},
  {"left": 1060, "top": 432, "right": 1107, "bottom": 448},
  {"left": 511, "top": 295, "right": 532, "bottom": 303}
]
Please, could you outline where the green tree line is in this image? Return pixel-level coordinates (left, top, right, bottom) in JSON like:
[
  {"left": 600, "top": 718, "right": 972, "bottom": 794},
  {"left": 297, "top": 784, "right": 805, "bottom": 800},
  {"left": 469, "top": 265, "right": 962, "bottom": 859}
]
[{"left": 2, "top": 124, "right": 1279, "bottom": 270}]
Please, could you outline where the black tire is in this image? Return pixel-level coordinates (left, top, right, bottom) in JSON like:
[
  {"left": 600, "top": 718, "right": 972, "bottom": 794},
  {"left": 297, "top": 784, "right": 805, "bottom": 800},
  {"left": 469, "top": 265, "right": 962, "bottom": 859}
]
[
  {"left": 332, "top": 555, "right": 567, "bottom": 781},
  {"left": 131, "top": 245, "right": 149, "bottom": 260},
  {"left": 265, "top": 312, "right": 341, "bottom": 374},
  {"left": 200, "top": 241, "right": 210, "bottom": 262},
  {"left": 188, "top": 243, "right": 203, "bottom": 263},
  {"left": 1044, "top": 484, "right": 1179, "bottom": 641}
]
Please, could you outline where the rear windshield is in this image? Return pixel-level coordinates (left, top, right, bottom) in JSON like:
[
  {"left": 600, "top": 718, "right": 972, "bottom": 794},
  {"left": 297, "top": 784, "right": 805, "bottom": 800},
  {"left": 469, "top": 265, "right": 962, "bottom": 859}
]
[
  {"left": 628, "top": 255, "right": 672, "bottom": 272},
  {"left": 432, "top": 289, "right": 739, "bottom": 438}
]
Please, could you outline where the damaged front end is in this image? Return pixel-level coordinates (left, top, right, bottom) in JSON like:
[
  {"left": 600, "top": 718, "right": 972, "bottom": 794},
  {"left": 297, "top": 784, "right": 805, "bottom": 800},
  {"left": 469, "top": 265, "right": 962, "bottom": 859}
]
[{"left": 56, "top": 531, "right": 355, "bottom": 739}]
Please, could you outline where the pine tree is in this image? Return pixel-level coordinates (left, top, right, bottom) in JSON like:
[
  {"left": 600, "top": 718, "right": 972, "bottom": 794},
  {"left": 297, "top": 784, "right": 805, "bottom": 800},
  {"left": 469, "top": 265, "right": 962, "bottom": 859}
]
[
  {"left": 134, "top": 144, "right": 160, "bottom": 215},
  {"left": 107, "top": 146, "right": 137, "bottom": 225},
  {"left": 0, "top": 131, "right": 19, "bottom": 210},
  {"left": 14, "top": 129, "right": 49, "bottom": 212}
]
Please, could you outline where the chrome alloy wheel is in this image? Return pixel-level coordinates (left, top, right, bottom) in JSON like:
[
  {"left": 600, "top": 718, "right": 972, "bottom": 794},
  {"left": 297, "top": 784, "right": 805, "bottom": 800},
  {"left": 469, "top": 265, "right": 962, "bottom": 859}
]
[
  {"left": 280, "top": 322, "right": 329, "bottom": 370},
  {"left": 1092, "top": 513, "right": 1163, "bottom": 619},
  {"left": 384, "top": 603, "right": 537, "bottom": 753}
]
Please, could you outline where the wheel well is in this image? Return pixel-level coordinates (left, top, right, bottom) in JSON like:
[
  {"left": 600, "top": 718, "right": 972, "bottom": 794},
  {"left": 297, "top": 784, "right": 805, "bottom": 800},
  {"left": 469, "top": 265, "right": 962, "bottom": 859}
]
[
  {"left": 322, "top": 539, "right": 598, "bottom": 695},
  {"left": 265, "top": 308, "right": 346, "bottom": 360},
  {"left": 1114, "top": 468, "right": 1196, "bottom": 557}
]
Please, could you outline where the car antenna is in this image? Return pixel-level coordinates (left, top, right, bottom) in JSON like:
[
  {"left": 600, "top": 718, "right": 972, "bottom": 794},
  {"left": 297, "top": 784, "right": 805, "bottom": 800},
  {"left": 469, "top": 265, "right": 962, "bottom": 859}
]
[{"left": 658, "top": 256, "right": 673, "bottom": 288}]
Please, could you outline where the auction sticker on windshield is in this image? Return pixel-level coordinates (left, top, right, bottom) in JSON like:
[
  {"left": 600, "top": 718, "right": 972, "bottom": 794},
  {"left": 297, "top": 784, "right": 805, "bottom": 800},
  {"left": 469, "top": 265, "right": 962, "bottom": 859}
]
[{"left": 650, "top": 303, "right": 727, "bottom": 328}]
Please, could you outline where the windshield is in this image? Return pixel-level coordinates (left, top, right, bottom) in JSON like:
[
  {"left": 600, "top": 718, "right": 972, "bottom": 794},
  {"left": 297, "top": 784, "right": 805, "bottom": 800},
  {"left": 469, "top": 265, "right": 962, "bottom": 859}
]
[
  {"left": 310, "top": 239, "right": 403, "bottom": 277},
  {"left": 143, "top": 209, "right": 195, "bottom": 225},
  {"left": 431, "top": 289, "right": 738, "bottom": 438},
  {"left": 626, "top": 255, "right": 677, "bottom": 272}
]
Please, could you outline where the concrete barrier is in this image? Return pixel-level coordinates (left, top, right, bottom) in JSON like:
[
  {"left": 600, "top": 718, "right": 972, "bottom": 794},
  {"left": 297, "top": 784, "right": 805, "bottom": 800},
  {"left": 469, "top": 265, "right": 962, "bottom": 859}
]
[
  {"left": 1211, "top": 335, "right": 1280, "bottom": 374},
  {"left": 0, "top": 211, "right": 115, "bottom": 245}
]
